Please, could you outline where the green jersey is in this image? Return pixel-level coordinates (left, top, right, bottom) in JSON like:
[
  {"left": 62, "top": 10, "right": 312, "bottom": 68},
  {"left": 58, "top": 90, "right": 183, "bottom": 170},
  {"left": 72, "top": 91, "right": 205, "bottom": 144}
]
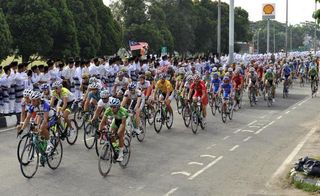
[
  {"left": 104, "top": 106, "right": 129, "bottom": 120},
  {"left": 264, "top": 72, "right": 274, "bottom": 81}
]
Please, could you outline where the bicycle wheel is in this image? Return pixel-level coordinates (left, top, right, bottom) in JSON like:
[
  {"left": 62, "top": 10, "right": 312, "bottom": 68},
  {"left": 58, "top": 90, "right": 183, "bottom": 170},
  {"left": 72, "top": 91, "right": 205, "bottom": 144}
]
[
  {"left": 166, "top": 111, "right": 173, "bottom": 129},
  {"left": 20, "top": 143, "right": 39, "bottom": 179},
  {"left": 137, "top": 116, "right": 146, "bottom": 142},
  {"left": 119, "top": 143, "right": 131, "bottom": 168},
  {"left": 176, "top": 98, "right": 182, "bottom": 114},
  {"left": 17, "top": 133, "right": 32, "bottom": 163},
  {"left": 47, "top": 137, "right": 63, "bottom": 170},
  {"left": 221, "top": 105, "right": 227, "bottom": 123},
  {"left": 98, "top": 142, "right": 113, "bottom": 177},
  {"left": 66, "top": 119, "right": 79, "bottom": 145},
  {"left": 84, "top": 123, "right": 96, "bottom": 149},
  {"left": 74, "top": 108, "right": 85, "bottom": 129},
  {"left": 182, "top": 104, "right": 191, "bottom": 127},
  {"left": 146, "top": 105, "right": 155, "bottom": 125},
  {"left": 191, "top": 111, "right": 198, "bottom": 134},
  {"left": 153, "top": 110, "right": 163, "bottom": 133},
  {"left": 211, "top": 97, "right": 216, "bottom": 116},
  {"left": 228, "top": 103, "right": 234, "bottom": 120},
  {"left": 216, "top": 97, "right": 222, "bottom": 113}
]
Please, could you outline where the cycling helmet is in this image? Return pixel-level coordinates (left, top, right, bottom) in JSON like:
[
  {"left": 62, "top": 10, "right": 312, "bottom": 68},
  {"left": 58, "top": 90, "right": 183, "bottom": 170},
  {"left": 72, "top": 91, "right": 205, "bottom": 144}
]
[
  {"left": 40, "top": 83, "right": 50, "bottom": 91},
  {"left": 52, "top": 81, "right": 62, "bottom": 88},
  {"left": 228, "top": 67, "right": 233, "bottom": 72},
  {"left": 212, "top": 67, "right": 218, "bottom": 72},
  {"left": 100, "top": 90, "right": 110, "bottom": 99},
  {"left": 311, "top": 65, "right": 316, "bottom": 70},
  {"left": 145, "top": 71, "right": 152, "bottom": 76},
  {"left": 89, "top": 77, "right": 98, "bottom": 84},
  {"left": 109, "top": 98, "right": 120, "bottom": 107},
  {"left": 89, "top": 82, "right": 101, "bottom": 89},
  {"left": 128, "top": 83, "right": 137, "bottom": 90},
  {"left": 249, "top": 67, "right": 255, "bottom": 72},
  {"left": 23, "top": 89, "right": 33, "bottom": 97},
  {"left": 266, "top": 69, "right": 272, "bottom": 73},
  {"left": 213, "top": 72, "right": 219, "bottom": 77},
  {"left": 186, "top": 75, "right": 194, "bottom": 82},
  {"left": 30, "top": 91, "right": 42, "bottom": 100},
  {"left": 117, "top": 71, "right": 124, "bottom": 77},
  {"left": 159, "top": 73, "right": 166, "bottom": 79},
  {"left": 223, "top": 76, "right": 230, "bottom": 81},
  {"left": 193, "top": 74, "right": 201, "bottom": 81}
]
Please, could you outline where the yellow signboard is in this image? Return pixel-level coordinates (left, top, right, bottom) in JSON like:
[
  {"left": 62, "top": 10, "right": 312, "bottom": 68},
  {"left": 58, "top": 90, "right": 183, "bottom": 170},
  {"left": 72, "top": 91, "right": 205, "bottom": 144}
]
[{"left": 262, "top": 3, "right": 275, "bottom": 20}]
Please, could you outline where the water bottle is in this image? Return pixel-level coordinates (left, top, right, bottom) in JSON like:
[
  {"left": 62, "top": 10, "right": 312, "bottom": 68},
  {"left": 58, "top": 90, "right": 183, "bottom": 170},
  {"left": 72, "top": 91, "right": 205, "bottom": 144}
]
[
  {"left": 112, "top": 140, "right": 120, "bottom": 152},
  {"left": 39, "top": 138, "right": 48, "bottom": 152}
]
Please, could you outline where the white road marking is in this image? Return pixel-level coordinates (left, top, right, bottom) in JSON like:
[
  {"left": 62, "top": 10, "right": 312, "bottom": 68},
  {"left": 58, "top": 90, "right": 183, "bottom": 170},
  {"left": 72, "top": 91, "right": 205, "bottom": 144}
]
[
  {"left": 285, "top": 111, "right": 290, "bottom": 114},
  {"left": 164, "top": 187, "right": 179, "bottom": 196},
  {"left": 292, "top": 107, "right": 296, "bottom": 110},
  {"left": 249, "top": 125, "right": 260, "bottom": 128},
  {"left": 171, "top": 171, "right": 191, "bottom": 176},
  {"left": 188, "top": 162, "right": 204, "bottom": 166},
  {"left": 223, "top": 136, "right": 230, "bottom": 140},
  {"left": 229, "top": 145, "right": 239, "bottom": 152},
  {"left": 81, "top": 137, "right": 94, "bottom": 142},
  {"left": 200, "top": 155, "right": 216, "bottom": 159},
  {"left": 248, "top": 120, "right": 257, "bottom": 126},
  {"left": 206, "top": 144, "right": 216, "bottom": 150},
  {"left": 243, "top": 136, "right": 252, "bottom": 142},
  {"left": 298, "top": 97, "right": 311, "bottom": 106},
  {"left": 277, "top": 116, "right": 282, "bottom": 120},
  {"left": 241, "top": 130, "right": 254, "bottom": 133},
  {"left": 255, "top": 121, "right": 275, "bottom": 134},
  {"left": 268, "top": 127, "right": 317, "bottom": 186},
  {"left": 233, "top": 129, "right": 241, "bottom": 134},
  {"left": 0, "top": 127, "right": 15, "bottom": 133},
  {"left": 188, "top": 156, "right": 223, "bottom": 180}
]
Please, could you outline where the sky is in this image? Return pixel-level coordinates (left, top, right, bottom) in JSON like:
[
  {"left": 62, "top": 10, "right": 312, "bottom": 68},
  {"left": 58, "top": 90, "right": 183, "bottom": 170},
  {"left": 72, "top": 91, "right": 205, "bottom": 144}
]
[{"left": 103, "top": 0, "right": 316, "bottom": 25}]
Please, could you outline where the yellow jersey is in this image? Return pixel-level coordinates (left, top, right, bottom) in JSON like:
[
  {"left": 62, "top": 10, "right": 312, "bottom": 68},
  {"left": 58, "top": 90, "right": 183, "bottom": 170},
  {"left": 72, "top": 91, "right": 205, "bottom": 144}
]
[{"left": 155, "top": 80, "right": 173, "bottom": 93}]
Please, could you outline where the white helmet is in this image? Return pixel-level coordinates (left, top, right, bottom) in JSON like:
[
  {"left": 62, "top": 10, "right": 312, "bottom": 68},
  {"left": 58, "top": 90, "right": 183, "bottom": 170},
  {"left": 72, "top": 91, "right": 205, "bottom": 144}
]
[
  {"left": 52, "top": 81, "right": 62, "bottom": 88},
  {"left": 212, "top": 67, "right": 218, "bottom": 72},
  {"left": 30, "top": 91, "right": 42, "bottom": 100},
  {"left": 109, "top": 98, "right": 120, "bottom": 107},
  {"left": 89, "top": 83, "right": 101, "bottom": 89},
  {"left": 23, "top": 89, "right": 33, "bottom": 97},
  {"left": 228, "top": 68, "right": 233, "bottom": 72},
  {"left": 100, "top": 90, "right": 110, "bottom": 99}
]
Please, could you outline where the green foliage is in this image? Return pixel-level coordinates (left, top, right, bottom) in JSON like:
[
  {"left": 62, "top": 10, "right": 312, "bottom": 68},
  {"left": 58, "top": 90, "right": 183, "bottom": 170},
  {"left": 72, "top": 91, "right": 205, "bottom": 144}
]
[{"left": 0, "top": 8, "right": 12, "bottom": 62}]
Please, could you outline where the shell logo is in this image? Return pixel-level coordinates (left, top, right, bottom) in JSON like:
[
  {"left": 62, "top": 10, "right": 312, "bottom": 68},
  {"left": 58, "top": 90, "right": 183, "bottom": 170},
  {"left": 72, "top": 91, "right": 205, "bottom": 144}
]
[{"left": 263, "top": 4, "right": 274, "bottom": 15}]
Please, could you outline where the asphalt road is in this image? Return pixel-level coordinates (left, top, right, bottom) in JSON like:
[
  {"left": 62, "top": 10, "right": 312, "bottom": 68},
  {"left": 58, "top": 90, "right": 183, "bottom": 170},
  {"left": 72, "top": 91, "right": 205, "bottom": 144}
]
[{"left": 0, "top": 82, "right": 319, "bottom": 196}]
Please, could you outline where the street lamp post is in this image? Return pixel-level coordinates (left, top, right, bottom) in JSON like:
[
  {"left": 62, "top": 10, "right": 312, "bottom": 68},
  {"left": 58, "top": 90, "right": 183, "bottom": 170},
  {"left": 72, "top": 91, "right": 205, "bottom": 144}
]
[
  {"left": 314, "top": 1, "right": 317, "bottom": 54},
  {"left": 267, "top": 19, "right": 270, "bottom": 53},
  {"left": 217, "top": 0, "right": 221, "bottom": 61},
  {"left": 257, "top": 29, "right": 261, "bottom": 54},
  {"left": 227, "top": 0, "right": 234, "bottom": 64},
  {"left": 285, "top": 0, "right": 288, "bottom": 56}
]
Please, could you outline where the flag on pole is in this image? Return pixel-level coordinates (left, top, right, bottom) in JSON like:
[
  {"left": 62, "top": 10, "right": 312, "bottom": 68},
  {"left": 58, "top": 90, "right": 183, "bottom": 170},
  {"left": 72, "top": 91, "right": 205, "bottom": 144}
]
[{"left": 129, "top": 40, "right": 149, "bottom": 51}]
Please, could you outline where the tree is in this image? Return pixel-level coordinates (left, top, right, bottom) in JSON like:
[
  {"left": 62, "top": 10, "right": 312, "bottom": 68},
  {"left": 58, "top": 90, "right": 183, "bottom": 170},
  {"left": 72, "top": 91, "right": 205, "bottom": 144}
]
[
  {"left": 2, "top": 0, "right": 59, "bottom": 62},
  {"left": 0, "top": 8, "right": 12, "bottom": 62}
]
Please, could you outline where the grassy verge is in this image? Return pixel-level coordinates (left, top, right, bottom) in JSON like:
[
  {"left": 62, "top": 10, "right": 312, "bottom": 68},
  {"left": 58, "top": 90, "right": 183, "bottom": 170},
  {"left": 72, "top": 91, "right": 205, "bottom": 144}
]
[
  {"left": 1, "top": 55, "right": 46, "bottom": 67},
  {"left": 292, "top": 179, "right": 320, "bottom": 193}
]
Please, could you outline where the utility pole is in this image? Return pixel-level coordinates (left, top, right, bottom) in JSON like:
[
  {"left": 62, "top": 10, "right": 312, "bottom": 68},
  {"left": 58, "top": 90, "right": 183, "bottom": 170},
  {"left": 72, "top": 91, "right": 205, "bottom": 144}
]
[
  {"left": 267, "top": 19, "right": 270, "bottom": 53},
  {"left": 257, "top": 29, "right": 260, "bottom": 54},
  {"left": 285, "top": 0, "right": 288, "bottom": 56},
  {"left": 273, "top": 24, "right": 276, "bottom": 53},
  {"left": 217, "top": 0, "right": 221, "bottom": 61},
  {"left": 227, "top": 0, "right": 234, "bottom": 64},
  {"left": 314, "top": 1, "right": 317, "bottom": 54}
]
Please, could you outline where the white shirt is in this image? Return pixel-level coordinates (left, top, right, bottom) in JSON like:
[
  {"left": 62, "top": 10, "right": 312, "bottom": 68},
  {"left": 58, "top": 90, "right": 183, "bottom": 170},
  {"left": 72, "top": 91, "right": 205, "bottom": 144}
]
[
  {"left": 97, "top": 98, "right": 110, "bottom": 109},
  {"left": 141, "top": 63, "right": 149, "bottom": 72},
  {"left": 15, "top": 72, "right": 29, "bottom": 88},
  {"left": 89, "top": 63, "right": 100, "bottom": 76},
  {"left": 62, "top": 66, "right": 75, "bottom": 81}
]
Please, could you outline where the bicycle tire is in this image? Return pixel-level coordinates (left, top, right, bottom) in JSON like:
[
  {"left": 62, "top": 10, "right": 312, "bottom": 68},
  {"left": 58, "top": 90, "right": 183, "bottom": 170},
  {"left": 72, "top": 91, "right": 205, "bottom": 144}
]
[
  {"left": 182, "top": 105, "right": 191, "bottom": 127},
  {"left": 191, "top": 111, "right": 198, "bottom": 134},
  {"left": 119, "top": 143, "right": 131, "bottom": 168},
  {"left": 221, "top": 105, "right": 227, "bottom": 123},
  {"left": 84, "top": 123, "right": 96, "bottom": 149},
  {"left": 166, "top": 111, "right": 173, "bottom": 129},
  {"left": 20, "top": 143, "right": 39, "bottom": 179},
  {"left": 66, "top": 119, "right": 79, "bottom": 145},
  {"left": 17, "top": 133, "right": 32, "bottom": 163},
  {"left": 153, "top": 110, "right": 163, "bottom": 133},
  {"left": 98, "top": 142, "right": 113, "bottom": 177},
  {"left": 47, "top": 137, "right": 63, "bottom": 170}
]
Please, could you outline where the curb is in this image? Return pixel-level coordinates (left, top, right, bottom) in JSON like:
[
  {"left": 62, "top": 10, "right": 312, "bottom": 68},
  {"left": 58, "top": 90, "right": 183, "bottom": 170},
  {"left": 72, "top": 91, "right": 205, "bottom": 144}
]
[
  {"left": 290, "top": 169, "right": 320, "bottom": 192},
  {"left": 0, "top": 114, "right": 18, "bottom": 128}
]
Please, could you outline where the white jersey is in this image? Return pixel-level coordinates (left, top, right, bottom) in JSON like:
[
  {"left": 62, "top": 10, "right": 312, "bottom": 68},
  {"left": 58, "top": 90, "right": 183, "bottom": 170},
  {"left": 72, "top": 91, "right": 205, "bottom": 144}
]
[
  {"left": 137, "top": 80, "right": 150, "bottom": 92},
  {"left": 97, "top": 98, "right": 110, "bottom": 109},
  {"left": 114, "top": 77, "right": 129, "bottom": 91},
  {"left": 124, "top": 89, "right": 143, "bottom": 100}
]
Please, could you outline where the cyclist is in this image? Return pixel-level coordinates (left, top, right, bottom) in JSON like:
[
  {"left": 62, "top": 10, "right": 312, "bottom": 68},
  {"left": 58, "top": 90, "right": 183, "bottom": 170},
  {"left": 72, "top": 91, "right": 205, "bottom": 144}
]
[
  {"left": 246, "top": 67, "right": 258, "bottom": 101},
  {"left": 40, "top": 83, "right": 51, "bottom": 101},
  {"left": 264, "top": 68, "right": 276, "bottom": 102},
  {"left": 137, "top": 74, "right": 152, "bottom": 100},
  {"left": 84, "top": 82, "right": 101, "bottom": 114},
  {"left": 17, "top": 89, "right": 33, "bottom": 131},
  {"left": 18, "top": 91, "right": 54, "bottom": 153},
  {"left": 153, "top": 73, "right": 174, "bottom": 115},
  {"left": 219, "top": 76, "right": 234, "bottom": 103},
  {"left": 99, "top": 98, "right": 128, "bottom": 162},
  {"left": 309, "top": 65, "right": 319, "bottom": 89},
  {"left": 188, "top": 74, "right": 208, "bottom": 124},
  {"left": 121, "top": 83, "right": 143, "bottom": 135},
  {"left": 50, "top": 81, "right": 76, "bottom": 134},
  {"left": 282, "top": 63, "right": 292, "bottom": 83},
  {"left": 231, "top": 69, "right": 244, "bottom": 108},
  {"left": 112, "top": 71, "right": 129, "bottom": 97},
  {"left": 91, "top": 90, "right": 112, "bottom": 122},
  {"left": 210, "top": 72, "right": 221, "bottom": 97}
]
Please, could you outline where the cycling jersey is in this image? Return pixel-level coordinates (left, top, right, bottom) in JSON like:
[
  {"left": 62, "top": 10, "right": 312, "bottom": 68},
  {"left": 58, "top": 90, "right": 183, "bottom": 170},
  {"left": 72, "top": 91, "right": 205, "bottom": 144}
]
[
  {"left": 124, "top": 89, "right": 143, "bottom": 100},
  {"left": 97, "top": 98, "right": 110, "bottom": 109},
  {"left": 137, "top": 80, "right": 151, "bottom": 95},
  {"left": 88, "top": 91, "right": 101, "bottom": 102},
  {"left": 190, "top": 80, "right": 207, "bottom": 97},
  {"left": 283, "top": 67, "right": 291, "bottom": 77},
  {"left": 211, "top": 78, "right": 221, "bottom": 93},
  {"left": 155, "top": 80, "right": 173, "bottom": 93},
  {"left": 232, "top": 75, "right": 243, "bottom": 89},
  {"left": 52, "top": 87, "right": 75, "bottom": 102},
  {"left": 114, "top": 77, "right": 129, "bottom": 92},
  {"left": 220, "top": 83, "right": 233, "bottom": 98},
  {"left": 264, "top": 72, "right": 274, "bottom": 81},
  {"left": 104, "top": 106, "right": 129, "bottom": 120}
]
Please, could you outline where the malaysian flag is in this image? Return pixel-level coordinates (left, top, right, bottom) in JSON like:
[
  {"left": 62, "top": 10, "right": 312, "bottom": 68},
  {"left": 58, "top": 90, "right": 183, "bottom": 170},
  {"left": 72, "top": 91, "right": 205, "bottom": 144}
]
[{"left": 129, "top": 40, "right": 149, "bottom": 51}]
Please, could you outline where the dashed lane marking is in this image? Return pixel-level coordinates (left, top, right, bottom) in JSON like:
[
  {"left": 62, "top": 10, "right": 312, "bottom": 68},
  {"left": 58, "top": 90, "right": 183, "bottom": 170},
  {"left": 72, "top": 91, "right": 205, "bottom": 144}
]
[
  {"left": 188, "top": 162, "right": 204, "bottom": 166},
  {"left": 255, "top": 121, "right": 275, "bottom": 135},
  {"left": 241, "top": 130, "right": 254, "bottom": 133},
  {"left": 243, "top": 136, "right": 252, "bottom": 142},
  {"left": 206, "top": 144, "right": 216, "bottom": 150},
  {"left": 222, "top": 136, "right": 230, "bottom": 140},
  {"left": 188, "top": 156, "right": 223, "bottom": 180},
  {"left": 200, "top": 155, "right": 216, "bottom": 159},
  {"left": 292, "top": 107, "right": 296, "bottom": 110},
  {"left": 248, "top": 120, "right": 257, "bottom": 126},
  {"left": 164, "top": 187, "right": 179, "bottom": 196},
  {"left": 298, "top": 97, "right": 311, "bottom": 106},
  {"left": 233, "top": 129, "right": 241, "bottom": 134},
  {"left": 277, "top": 116, "right": 282, "bottom": 120},
  {"left": 285, "top": 111, "right": 290, "bottom": 114},
  {"left": 229, "top": 145, "right": 239, "bottom": 152},
  {"left": 171, "top": 171, "right": 191, "bottom": 176}
]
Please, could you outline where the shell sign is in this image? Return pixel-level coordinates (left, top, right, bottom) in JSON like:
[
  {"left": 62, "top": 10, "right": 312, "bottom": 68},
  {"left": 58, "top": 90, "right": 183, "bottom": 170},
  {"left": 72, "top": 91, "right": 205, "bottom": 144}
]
[{"left": 262, "top": 3, "right": 275, "bottom": 20}]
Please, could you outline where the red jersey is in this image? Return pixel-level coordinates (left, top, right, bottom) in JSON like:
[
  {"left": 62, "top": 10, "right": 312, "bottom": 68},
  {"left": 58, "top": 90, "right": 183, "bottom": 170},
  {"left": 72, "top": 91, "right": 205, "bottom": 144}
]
[
  {"left": 190, "top": 80, "right": 207, "bottom": 97},
  {"left": 232, "top": 75, "right": 243, "bottom": 89}
]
